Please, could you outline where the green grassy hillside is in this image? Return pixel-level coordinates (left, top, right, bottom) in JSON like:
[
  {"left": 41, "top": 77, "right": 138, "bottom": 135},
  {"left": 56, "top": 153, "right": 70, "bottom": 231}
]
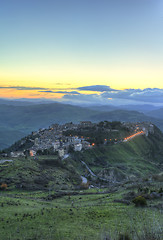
[
  {"left": 0, "top": 156, "right": 82, "bottom": 191},
  {"left": 0, "top": 125, "right": 162, "bottom": 240},
  {"left": 0, "top": 186, "right": 162, "bottom": 240},
  {"left": 69, "top": 127, "right": 163, "bottom": 182},
  {"left": 1, "top": 125, "right": 163, "bottom": 191}
]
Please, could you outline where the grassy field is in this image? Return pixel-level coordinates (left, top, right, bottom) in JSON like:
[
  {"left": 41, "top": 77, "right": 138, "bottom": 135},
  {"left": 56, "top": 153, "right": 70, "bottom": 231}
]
[
  {"left": 0, "top": 131, "right": 162, "bottom": 239},
  {"left": 0, "top": 186, "right": 162, "bottom": 240}
]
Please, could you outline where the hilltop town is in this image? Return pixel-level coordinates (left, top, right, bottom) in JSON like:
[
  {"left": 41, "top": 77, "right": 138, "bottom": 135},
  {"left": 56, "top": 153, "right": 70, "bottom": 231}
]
[{"left": 4, "top": 121, "right": 155, "bottom": 159}]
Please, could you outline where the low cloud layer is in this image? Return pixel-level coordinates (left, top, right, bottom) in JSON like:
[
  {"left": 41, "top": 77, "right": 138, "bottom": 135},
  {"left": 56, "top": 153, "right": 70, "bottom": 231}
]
[
  {"left": 63, "top": 86, "right": 163, "bottom": 105},
  {"left": 39, "top": 90, "right": 80, "bottom": 95},
  {"left": 0, "top": 84, "right": 163, "bottom": 105},
  {"left": 77, "top": 85, "right": 116, "bottom": 92},
  {"left": 101, "top": 88, "right": 163, "bottom": 103},
  {"left": 0, "top": 86, "right": 49, "bottom": 91},
  {"left": 54, "top": 91, "right": 80, "bottom": 95}
]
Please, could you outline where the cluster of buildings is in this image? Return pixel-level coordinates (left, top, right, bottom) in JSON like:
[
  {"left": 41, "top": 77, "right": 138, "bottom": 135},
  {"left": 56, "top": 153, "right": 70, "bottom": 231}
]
[
  {"left": 29, "top": 122, "right": 94, "bottom": 157},
  {"left": 7, "top": 121, "right": 155, "bottom": 159}
]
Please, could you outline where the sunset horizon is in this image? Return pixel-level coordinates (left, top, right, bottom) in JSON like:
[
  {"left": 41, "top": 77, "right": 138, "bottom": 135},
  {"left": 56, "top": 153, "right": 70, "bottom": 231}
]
[{"left": 1, "top": 0, "right": 163, "bottom": 105}]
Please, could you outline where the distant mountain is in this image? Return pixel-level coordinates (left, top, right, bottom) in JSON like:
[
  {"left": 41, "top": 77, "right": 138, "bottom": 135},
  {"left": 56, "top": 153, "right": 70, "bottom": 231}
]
[
  {"left": 0, "top": 127, "right": 25, "bottom": 150},
  {"left": 90, "top": 110, "right": 163, "bottom": 131},
  {"left": 0, "top": 103, "right": 97, "bottom": 149},
  {"left": 86, "top": 105, "right": 118, "bottom": 112},
  {"left": 146, "top": 108, "right": 163, "bottom": 119},
  {"left": 119, "top": 104, "right": 160, "bottom": 113},
  {"left": 0, "top": 98, "right": 55, "bottom": 106},
  {"left": 87, "top": 104, "right": 160, "bottom": 113},
  {"left": 0, "top": 103, "right": 97, "bottom": 129}
]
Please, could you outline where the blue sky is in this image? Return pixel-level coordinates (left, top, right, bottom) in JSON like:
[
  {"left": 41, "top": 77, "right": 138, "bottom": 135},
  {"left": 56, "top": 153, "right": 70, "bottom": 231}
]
[{"left": 0, "top": 0, "right": 163, "bottom": 104}]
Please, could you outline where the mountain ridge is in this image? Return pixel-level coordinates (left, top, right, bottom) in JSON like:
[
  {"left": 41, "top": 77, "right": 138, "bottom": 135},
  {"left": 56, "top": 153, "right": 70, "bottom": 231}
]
[{"left": 0, "top": 102, "right": 163, "bottom": 150}]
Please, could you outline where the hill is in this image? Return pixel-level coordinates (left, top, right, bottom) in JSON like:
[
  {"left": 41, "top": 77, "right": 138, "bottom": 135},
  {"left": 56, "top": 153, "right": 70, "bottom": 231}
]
[
  {"left": 73, "top": 133, "right": 163, "bottom": 182},
  {"left": 146, "top": 108, "right": 163, "bottom": 119},
  {"left": 87, "top": 104, "right": 159, "bottom": 113},
  {"left": 0, "top": 98, "right": 55, "bottom": 106},
  {"left": 0, "top": 122, "right": 163, "bottom": 191},
  {"left": 0, "top": 103, "right": 97, "bottom": 149},
  {"left": 90, "top": 110, "right": 163, "bottom": 131},
  {"left": 0, "top": 122, "right": 163, "bottom": 240},
  {"left": 118, "top": 104, "right": 160, "bottom": 113},
  {"left": 0, "top": 127, "right": 26, "bottom": 150},
  {"left": 0, "top": 102, "right": 163, "bottom": 150}
]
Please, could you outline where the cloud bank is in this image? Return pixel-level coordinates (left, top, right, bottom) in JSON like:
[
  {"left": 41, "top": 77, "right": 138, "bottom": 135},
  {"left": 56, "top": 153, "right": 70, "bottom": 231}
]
[
  {"left": 63, "top": 86, "right": 163, "bottom": 105},
  {"left": 77, "top": 85, "right": 116, "bottom": 92},
  {"left": 0, "top": 84, "right": 163, "bottom": 106},
  {"left": 0, "top": 86, "right": 49, "bottom": 91}
]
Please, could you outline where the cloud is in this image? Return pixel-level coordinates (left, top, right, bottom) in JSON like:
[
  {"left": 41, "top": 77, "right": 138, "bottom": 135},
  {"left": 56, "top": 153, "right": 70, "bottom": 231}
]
[
  {"left": 54, "top": 91, "right": 80, "bottom": 94},
  {"left": 102, "top": 88, "right": 163, "bottom": 103},
  {"left": 63, "top": 93, "right": 106, "bottom": 104},
  {"left": 1, "top": 84, "right": 162, "bottom": 105},
  {"left": 38, "top": 90, "right": 55, "bottom": 93},
  {"left": 77, "top": 85, "right": 117, "bottom": 92},
  {"left": 62, "top": 88, "right": 163, "bottom": 105},
  {"left": 39, "top": 90, "right": 80, "bottom": 95},
  {"left": 0, "top": 86, "right": 49, "bottom": 91}
]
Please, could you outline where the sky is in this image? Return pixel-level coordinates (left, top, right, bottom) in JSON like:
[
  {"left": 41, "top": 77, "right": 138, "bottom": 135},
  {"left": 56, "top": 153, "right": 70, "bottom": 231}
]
[{"left": 0, "top": 0, "right": 163, "bottom": 105}]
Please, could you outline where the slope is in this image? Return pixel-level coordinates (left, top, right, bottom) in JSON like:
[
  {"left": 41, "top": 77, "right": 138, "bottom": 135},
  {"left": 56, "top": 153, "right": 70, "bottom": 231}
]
[
  {"left": 69, "top": 126, "right": 163, "bottom": 182},
  {"left": 1, "top": 124, "right": 162, "bottom": 191},
  {"left": 146, "top": 108, "right": 163, "bottom": 119}
]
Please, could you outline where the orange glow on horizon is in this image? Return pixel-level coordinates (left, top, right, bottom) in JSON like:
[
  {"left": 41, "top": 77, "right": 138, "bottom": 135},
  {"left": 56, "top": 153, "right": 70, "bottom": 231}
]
[{"left": 0, "top": 89, "right": 63, "bottom": 99}]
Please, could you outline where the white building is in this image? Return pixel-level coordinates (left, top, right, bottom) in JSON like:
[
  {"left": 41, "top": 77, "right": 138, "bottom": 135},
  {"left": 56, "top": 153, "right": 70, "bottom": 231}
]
[
  {"left": 74, "top": 143, "right": 82, "bottom": 151},
  {"left": 10, "top": 151, "right": 25, "bottom": 158},
  {"left": 53, "top": 141, "right": 60, "bottom": 151},
  {"left": 34, "top": 138, "right": 39, "bottom": 146},
  {"left": 58, "top": 149, "right": 65, "bottom": 158}
]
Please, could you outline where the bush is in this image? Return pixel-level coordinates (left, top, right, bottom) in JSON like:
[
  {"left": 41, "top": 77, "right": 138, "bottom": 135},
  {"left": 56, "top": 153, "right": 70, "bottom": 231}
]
[
  {"left": 0, "top": 183, "right": 7, "bottom": 191},
  {"left": 80, "top": 182, "right": 89, "bottom": 190},
  {"left": 118, "top": 233, "right": 131, "bottom": 240},
  {"left": 132, "top": 196, "right": 147, "bottom": 207}
]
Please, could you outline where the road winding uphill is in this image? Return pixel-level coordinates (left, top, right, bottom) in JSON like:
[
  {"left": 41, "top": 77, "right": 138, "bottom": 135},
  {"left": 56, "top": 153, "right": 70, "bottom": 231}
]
[{"left": 123, "top": 131, "right": 145, "bottom": 142}]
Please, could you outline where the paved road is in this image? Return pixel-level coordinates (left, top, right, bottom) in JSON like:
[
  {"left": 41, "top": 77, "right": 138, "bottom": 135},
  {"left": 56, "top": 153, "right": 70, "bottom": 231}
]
[
  {"left": 81, "top": 176, "right": 88, "bottom": 184},
  {"left": 81, "top": 161, "right": 96, "bottom": 177},
  {"left": 123, "top": 131, "right": 145, "bottom": 142}
]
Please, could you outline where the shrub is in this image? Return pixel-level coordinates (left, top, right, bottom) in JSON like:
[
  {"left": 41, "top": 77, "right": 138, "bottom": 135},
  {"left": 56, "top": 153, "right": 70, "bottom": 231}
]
[
  {"left": 118, "top": 233, "right": 131, "bottom": 240},
  {"left": 80, "top": 182, "right": 89, "bottom": 190},
  {"left": 132, "top": 196, "right": 147, "bottom": 207},
  {"left": 0, "top": 183, "right": 7, "bottom": 191}
]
